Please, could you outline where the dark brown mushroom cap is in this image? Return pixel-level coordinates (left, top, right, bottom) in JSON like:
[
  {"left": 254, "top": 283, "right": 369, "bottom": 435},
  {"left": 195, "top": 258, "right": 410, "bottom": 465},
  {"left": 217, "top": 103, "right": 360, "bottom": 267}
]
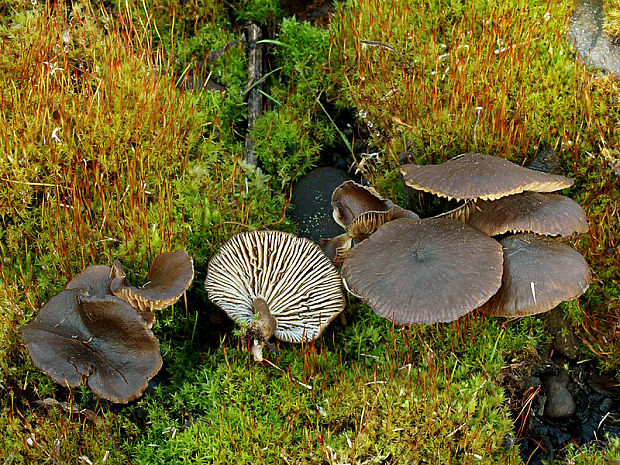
[
  {"left": 67, "top": 264, "right": 156, "bottom": 326},
  {"left": 341, "top": 217, "right": 504, "bottom": 324},
  {"left": 401, "top": 153, "right": 574, "bottom": 201},
  {"left": 205, "top": 230, "right": 345, "bottom": 343},
  {"left": 20, "top": 289, "right": 162, "bottom": 403},
  {"left": 332, "top": 181, "right": 394, "bottom": 228},
  {"left": 66, "top": 265, "right": 113, "bottom": 296},
  {"left": 110, "top": 250, "right": 194, "bottom": 313},
  {"left": 479, "top": 234, "right": 591, "bottom": 317},
  {"left": 465, "top": 192, "right": 589, "bottom": 237}
]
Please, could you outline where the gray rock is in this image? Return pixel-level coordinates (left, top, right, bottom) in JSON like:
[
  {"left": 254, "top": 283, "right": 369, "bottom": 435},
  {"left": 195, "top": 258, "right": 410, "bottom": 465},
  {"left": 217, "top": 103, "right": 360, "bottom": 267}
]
[
  {"left": 290, "top": 167, "right": 350, "bottom": 243},
  {"left": 544, "top": 370, "right": 577, "bottom": 419},
  {"left": 568, "top": 0, "right": 620, "bottom": 79},
  {"left": 539, "top": 306, "right": 581, "bottom": 360}
]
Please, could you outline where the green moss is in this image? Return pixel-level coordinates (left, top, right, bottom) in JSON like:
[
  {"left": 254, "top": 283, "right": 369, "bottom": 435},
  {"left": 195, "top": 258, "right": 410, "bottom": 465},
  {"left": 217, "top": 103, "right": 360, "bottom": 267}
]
[
  {"left": 603, "top": 0, "right": 620, "bottom": 38},
  {"left": 551, "top": 434, "right": 620, "bottom": 464},
  {"left": 0, "top": 403, "right": 125, "bottom": 464},
  {"left": 331, "top": 0, "right": 615, "bottom": 165},
  {"left": 251, "top": 18, "right": 338, "bottom": 188},
  {"left": 123, "top": 307, "right": 533, "bottom": 463},
  {"left": 230, "top": 0, "right": 284, "bottom": 25},
  {"left": 1, "top": 0, "right": 617, "bottom": 463}
]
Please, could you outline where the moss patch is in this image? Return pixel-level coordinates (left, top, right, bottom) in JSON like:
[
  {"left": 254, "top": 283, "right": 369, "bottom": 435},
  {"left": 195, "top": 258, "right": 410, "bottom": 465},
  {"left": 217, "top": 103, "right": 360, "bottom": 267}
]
[
  {"left": 604, "top": 0, "right": 620, "bottom": 38},
  {"left": 0, "top": 0, "right": 618, "bottom": 463}
]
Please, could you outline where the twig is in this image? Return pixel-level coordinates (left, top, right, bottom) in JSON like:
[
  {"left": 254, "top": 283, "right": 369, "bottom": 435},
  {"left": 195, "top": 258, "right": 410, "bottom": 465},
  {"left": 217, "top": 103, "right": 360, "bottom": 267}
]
[
  {"left": 263, "top": 359, "right": 312, "bottom": 390},
  {"left": 35, "top": 398, "right": 103, "bottom": 425},
  {"left": 243, "top": 23, "right": 264, "bottom": 167},
  {"left": 206, "top": 34, "right": 246, "bottom": 63}
]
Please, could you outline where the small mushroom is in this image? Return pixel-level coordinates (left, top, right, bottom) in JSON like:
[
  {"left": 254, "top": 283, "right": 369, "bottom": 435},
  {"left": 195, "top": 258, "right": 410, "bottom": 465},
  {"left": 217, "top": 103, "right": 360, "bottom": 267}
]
[
  {"left": 464, "top": 192, "right": 589, "bottom": 237},
  {"left": 320, "top": 181, "right": 418, "bottom": 265},
  {"left": 331, "top": 181, "right": 418, "bottom": 236},
  {"left": 332, "top": 180, "right": 392, "bottom": 228},
  {"left": 205, "top": 230, "right": 345, "bottom": 361},
  {"left": 21, "top": 289, "right": 162, "bottom": 403},
  {"left": 110, "top": 250, "right": 194, "bottom": 324},
  {"left": 318, "top": 233, "right": 352, "bottom": 267},
  {"left": 479, "top": 234, "right": 591, "bottom": 317},
  {"left": 342, "top": 217, "right": 504, "bottom": 324},
  {"left": 401, "top": 153, "right": 574, "bottom": 201}
]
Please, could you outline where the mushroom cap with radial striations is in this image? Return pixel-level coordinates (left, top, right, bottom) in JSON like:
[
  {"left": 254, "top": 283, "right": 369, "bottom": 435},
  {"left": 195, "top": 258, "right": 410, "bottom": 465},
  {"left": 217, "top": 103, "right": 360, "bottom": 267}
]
[
  {"left": 400, "top": 153, "right": 574, "bottom": 201},
  {"left": 205, "top": 230, "right": 345, "bottom": 344},
  {"left": 479, "top": 234, "right": 591, "bottom": 317},
  {"left": 20, "top": 289, "right": 162, "bottom": 404},
  {"left": 341, "top": 217, "right": 504, "bottom": 324},
  {"left": 465, "top": 192, "right": 589, "bottom": 237},
  {"left": 110, "top": 250, "right": 194, "bottom": 315}
]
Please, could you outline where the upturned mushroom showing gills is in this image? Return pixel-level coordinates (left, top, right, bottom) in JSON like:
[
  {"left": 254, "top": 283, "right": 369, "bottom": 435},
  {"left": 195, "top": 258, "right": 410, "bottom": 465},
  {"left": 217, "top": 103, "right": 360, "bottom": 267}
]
[
  {"left": 205, "top": 230, "right": 345, "bottom": 361},
  {"left": 400, "top": 153, "right": 573, "bottom": 201},
  {"left": 110, "top": 250, "right": 194, "bottom": 323},
  {"left": 21, "top": 289, "right": 162, "bottom": 403},
  {"left": 341, "top": 217, "right": 504, "bottom": 324},
  {"left": 479, "top": 234, "right": 591, "bottom": 317},
  {"left": 331, "top": 180, "right": 418, "bottom": 237},
  {"left": 332, "top": 180, "right": 394, "bottom": 228}
]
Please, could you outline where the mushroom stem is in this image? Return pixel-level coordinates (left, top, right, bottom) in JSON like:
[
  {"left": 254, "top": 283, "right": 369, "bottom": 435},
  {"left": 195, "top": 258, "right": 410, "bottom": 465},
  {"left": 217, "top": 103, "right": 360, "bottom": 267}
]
[{"left": 244, "top": 298, "right": 277, "bottom": 362}]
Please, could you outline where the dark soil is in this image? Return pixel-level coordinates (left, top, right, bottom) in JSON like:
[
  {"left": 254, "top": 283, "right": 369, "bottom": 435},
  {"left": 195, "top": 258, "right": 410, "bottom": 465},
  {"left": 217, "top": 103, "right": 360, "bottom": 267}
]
[{"left": 501, "top": 340, "right": 620, "bottom": 464}]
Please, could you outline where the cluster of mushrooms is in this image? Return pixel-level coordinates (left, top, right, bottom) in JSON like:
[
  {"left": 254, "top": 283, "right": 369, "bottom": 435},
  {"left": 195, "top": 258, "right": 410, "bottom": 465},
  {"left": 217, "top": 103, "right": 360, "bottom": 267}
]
[
  {"left": 21, "top": 153, "right": 591, "bottom": 403},
  {"left": 21, "top": 251, "right": 193, "bottom": 403},
  {"left": 320, "top": 153, "right": 591, "bottom": 323}
]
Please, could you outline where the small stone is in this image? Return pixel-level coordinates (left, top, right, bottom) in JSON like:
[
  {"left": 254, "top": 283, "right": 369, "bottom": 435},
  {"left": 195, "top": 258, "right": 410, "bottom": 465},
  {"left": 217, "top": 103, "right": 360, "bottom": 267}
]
[
  {"left": 528, "top": 148, "right": 561, "bottom": 175},
  {"left": 290, "top": 167, "right": 350, "bottom": 242},
  {"left": 543, "top": 370, "right": 577, "bottom": 419}
]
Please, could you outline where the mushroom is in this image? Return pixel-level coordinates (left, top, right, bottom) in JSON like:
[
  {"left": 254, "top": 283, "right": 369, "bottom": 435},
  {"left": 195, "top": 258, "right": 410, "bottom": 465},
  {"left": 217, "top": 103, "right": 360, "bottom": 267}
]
[
  {"left": 320, "top": 181, "right": 418, "bottom": 265},
  {"left": 463, "top": 192, "right": 589, "bottom": 237},
  {"left": 331, "top": 180, "right": 418, "bottom": 235},
  {"left": 318, "top": 233, "right": 352, "bottom": 267},
  {"left": 205, "top": 230, "right": 345, "bottom": 361},
  {"left": 110, "top": 250, "right": 194, "bottom": 326},
  {"left": 65, "top": 265, "right": 114, "bottom": 296},
  {"left": 341, "top": 217, "right": 504, "bottom": 324},
  {"left": 332, "top": 180, "right": 394, "bottom": 228},
  {"left": 479, "top": 234, "right": 591, "bottom": 317},
  {"left": 20, "top": 289, "right": 162, "bottom": 403},
  {"left": 65, "top": 264, "right": 160, "bottom": 324},
  {"left": 401, "top": 153, "right": 574, "bottom": 201}
]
